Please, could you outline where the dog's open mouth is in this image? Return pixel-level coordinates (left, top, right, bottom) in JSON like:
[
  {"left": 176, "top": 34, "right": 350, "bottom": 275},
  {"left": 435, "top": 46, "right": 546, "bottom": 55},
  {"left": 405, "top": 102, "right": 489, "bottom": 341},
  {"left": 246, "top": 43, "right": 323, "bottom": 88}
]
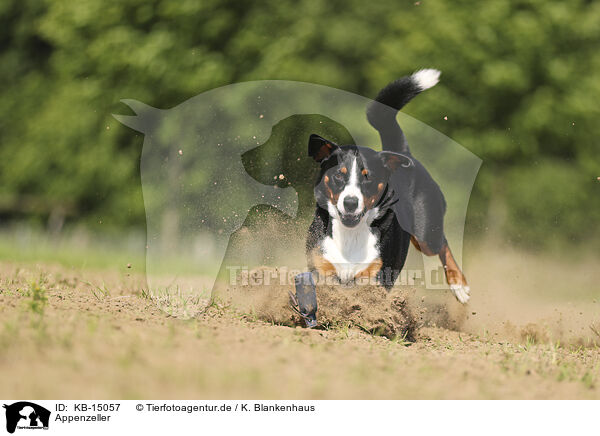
[{"left": 339, "top": 211, "right": 364, "bottom": 227}]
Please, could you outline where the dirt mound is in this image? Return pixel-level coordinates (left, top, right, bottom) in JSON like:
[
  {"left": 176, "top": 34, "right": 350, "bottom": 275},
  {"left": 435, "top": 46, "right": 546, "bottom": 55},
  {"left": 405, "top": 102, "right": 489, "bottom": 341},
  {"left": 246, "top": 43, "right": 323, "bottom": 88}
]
[
  {"left": 215, "top": 267, "right": 418, "bottom": 340},
  {"left": 315, "top": 284, "right": 417, "bottom": 340}
]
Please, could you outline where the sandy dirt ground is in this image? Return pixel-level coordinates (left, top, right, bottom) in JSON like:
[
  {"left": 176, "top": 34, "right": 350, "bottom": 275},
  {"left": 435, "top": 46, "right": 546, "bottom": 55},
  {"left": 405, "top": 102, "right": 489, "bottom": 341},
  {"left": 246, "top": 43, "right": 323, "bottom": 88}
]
[{"left": 0, "top": 246, "right": 599, "bottom": 399}]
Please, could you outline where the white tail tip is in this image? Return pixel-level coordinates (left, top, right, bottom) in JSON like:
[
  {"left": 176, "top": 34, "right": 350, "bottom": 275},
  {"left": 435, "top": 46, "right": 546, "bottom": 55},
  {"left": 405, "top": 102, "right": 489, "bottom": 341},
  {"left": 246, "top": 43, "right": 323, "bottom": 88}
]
[{"left": 412, "top": 68, "right": 441, "bottom": 90}]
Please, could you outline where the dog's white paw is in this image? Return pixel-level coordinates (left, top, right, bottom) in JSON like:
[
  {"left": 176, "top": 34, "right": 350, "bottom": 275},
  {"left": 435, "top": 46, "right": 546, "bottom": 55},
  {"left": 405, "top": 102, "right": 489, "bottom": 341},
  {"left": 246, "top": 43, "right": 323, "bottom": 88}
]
[{"left": 450, "top": 284, "right": 470, "bottom": 304}]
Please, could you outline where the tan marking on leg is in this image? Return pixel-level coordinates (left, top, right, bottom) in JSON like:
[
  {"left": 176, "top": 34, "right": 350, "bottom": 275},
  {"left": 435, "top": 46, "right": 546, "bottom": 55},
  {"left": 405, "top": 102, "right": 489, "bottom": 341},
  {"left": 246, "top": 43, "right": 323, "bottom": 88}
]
[
  {"left": 354, "top": 258, "right": 383, "bottom": 279},
  {"left": 438, "top": 242, "right": 468, "bottom": 287},
  {"left": 310, "top": 250, "right": 337, "bottom": 278}
]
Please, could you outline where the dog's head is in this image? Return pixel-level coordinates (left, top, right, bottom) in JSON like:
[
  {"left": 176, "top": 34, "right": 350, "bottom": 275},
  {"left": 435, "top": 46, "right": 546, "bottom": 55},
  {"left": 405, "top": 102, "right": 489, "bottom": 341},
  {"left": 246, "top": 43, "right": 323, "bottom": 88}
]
[{"left": 309, "top": 134, "right": 413, "bottom": 227}]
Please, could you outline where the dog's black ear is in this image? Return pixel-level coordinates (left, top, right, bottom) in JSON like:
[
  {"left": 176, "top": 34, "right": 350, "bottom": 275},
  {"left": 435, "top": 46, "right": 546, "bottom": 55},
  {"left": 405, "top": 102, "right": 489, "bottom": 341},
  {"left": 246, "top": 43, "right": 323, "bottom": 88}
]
[
  {"left": 380, "top": 151, "right": 414, "bottom": 171},
  {"left": 308, "top": 134, "right": 338, "bottom": 162}
]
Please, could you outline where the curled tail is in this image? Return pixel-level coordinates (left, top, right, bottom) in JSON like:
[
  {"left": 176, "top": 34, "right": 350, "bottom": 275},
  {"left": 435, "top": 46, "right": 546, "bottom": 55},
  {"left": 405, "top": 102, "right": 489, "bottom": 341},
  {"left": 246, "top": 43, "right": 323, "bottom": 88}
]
[{"left": 366, "top": 68, "right": 440, "bottom": 153}]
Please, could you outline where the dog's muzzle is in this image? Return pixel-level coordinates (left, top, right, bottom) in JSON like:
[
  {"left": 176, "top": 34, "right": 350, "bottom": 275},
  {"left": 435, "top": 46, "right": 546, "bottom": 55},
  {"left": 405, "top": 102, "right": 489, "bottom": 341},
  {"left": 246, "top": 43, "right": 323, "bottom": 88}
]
[{"left": 339, "top": 211, "right": 364, "bottom": 227}]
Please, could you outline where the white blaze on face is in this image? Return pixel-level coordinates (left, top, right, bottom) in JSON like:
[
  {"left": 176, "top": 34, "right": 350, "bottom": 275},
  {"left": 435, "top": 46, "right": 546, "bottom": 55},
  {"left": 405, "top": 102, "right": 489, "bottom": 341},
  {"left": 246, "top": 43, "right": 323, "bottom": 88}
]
[{"left": 336, "top": 157, "right": 364, "bottom": 214}]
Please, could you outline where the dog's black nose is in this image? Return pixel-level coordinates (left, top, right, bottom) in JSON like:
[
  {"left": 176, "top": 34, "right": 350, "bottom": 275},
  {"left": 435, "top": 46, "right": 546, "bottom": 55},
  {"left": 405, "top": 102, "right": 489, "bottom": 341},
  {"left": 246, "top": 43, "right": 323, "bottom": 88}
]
[{"left": 343, "top": 196, "right": 359, "bottom": 213}]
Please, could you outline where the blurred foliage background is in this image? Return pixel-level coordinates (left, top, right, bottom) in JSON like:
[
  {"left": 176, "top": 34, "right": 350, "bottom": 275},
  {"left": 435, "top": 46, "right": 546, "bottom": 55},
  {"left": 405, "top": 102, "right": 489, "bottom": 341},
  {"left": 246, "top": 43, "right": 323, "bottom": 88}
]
[{"left": 1, "top": 0, "right": 599, "bottom": 262}]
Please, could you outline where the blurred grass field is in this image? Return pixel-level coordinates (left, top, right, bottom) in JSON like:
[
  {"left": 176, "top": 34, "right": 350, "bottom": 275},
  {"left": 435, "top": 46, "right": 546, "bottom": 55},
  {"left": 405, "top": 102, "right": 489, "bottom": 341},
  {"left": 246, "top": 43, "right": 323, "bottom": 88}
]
[{"left": 0, "top": 226, "right": 145, "bottom": 272}]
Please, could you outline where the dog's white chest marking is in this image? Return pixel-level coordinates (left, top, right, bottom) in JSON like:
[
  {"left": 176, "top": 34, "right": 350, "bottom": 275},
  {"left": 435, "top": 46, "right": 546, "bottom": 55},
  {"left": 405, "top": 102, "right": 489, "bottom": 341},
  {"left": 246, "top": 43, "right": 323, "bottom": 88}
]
[{"left": 321, "top": 209, "right": 380, "bottom": 284}]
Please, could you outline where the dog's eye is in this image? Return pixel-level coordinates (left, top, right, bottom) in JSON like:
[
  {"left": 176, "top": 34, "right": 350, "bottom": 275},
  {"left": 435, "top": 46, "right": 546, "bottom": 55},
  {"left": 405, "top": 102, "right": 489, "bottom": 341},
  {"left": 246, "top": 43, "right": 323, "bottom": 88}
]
[{"left": 333, "top": 172, "right": 344, "bottom": 182}]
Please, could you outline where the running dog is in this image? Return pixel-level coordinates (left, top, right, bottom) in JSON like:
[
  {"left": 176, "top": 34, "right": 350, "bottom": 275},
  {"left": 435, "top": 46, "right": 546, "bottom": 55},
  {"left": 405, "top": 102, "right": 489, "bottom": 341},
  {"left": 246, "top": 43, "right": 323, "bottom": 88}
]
[{"left": 305, "top": 69, "right": 470, "bottom": 304}]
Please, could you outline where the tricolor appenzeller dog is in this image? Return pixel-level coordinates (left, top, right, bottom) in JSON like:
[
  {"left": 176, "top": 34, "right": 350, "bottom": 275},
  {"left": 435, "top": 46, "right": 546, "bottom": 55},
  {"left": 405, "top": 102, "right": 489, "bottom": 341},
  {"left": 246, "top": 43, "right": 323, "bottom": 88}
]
[{"left": 305, "top": 69, "right": 470, "bottom": 304}]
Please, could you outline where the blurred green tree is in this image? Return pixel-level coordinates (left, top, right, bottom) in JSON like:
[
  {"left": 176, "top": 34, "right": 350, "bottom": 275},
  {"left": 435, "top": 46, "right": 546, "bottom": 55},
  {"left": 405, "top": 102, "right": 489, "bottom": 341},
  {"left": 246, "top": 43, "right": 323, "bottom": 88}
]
[{"left": 0, "top": 0, "right": 598, "bottom": 247}]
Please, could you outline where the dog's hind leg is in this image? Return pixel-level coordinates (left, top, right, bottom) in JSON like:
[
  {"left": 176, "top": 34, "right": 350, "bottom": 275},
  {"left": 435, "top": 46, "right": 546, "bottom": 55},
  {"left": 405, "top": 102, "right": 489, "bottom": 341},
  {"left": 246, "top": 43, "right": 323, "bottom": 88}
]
[
  {"left": 410, "top": 236, "right": 470, "bottom": 303},
  {"left": 437, "top": 240, "right": 470, "bottom": 303}
]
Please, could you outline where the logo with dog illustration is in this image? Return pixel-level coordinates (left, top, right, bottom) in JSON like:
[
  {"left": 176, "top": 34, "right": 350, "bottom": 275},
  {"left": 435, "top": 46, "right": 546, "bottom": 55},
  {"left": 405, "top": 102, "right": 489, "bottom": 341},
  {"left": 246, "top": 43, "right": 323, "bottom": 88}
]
[{"left": 3, "top": 402, "right": 50, "bottom": 433}]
